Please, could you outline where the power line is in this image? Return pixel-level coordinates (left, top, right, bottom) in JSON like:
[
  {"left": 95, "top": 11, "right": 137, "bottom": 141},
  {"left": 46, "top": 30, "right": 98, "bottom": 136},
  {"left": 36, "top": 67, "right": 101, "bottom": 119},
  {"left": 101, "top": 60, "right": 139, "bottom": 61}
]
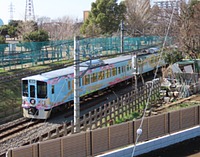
[{"left": 131, "top": 0, "right": 177, "bottom": 156}]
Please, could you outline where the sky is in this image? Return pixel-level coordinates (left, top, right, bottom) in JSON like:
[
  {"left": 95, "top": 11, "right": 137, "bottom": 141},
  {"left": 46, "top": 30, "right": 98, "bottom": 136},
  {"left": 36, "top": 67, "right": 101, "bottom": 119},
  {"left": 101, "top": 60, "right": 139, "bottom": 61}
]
[
  {"left": 0, "top": 0, "right": 99, "bottom": 24},
  {"left": 0, "top": 0, "right": 158, "bottom": 25}
]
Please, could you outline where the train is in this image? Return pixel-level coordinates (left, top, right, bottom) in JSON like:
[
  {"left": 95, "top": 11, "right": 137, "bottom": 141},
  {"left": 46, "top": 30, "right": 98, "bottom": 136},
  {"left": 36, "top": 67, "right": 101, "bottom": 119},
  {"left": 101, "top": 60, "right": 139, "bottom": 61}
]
[{"left": 21, "top": 51, "right": 165, "bottom": 119}]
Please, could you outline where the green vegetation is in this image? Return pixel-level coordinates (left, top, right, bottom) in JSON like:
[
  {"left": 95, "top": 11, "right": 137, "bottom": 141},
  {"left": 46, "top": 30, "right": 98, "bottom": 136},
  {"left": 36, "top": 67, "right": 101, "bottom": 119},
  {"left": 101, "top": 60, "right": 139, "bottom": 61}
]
[
  {"left": 23, "top": 29, "right": 49, "bottom": 42},
  {"left": 163, "top": 49, "right": 184, "bottom": 64},
  {"left": 0, "top": 36, "right": 6, "bottom": 53},
  {"left": 0, "top": 35, "right": 6, "bottom": 44},
  {"left": 115, "top": 112, "right": 140, "bottom": 124},
  {"left": 81, "top": 0, "right": 126, "bottom": 35},
  {"left": 166, "top": 102, "right": 199, "bottom": 112}
]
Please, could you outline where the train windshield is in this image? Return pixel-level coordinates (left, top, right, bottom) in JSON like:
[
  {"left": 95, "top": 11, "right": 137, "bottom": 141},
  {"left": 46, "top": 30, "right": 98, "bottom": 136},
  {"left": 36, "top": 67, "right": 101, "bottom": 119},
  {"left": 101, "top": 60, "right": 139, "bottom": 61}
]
[
  {"left": 37, "top": 81, "right": 47, "bottom": 98},
  {"left": 22, "top": 80, "right": 28, "bottom": 97}
]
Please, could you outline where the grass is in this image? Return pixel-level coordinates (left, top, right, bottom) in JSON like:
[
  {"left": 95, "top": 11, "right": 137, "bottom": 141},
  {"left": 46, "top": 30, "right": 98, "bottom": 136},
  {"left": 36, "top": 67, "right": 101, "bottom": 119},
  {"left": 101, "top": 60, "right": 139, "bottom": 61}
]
[
  {"left": 166, "top": 102, "right": 199, "bottom": 112},
  {"left": 0, "top": 59, "right": 72, "bottom": 114},
  {"left": 115, "top": 112, "right": 140, "bottom": 124}
]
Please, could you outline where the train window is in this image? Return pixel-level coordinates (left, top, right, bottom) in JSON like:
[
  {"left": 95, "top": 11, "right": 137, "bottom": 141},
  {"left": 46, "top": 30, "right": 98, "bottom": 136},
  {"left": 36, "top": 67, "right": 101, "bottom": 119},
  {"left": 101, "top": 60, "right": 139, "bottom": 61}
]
[
  {"left": 112, "top": 68, "right": 117, "bottom": 76},
  {"left": 68, "top": 81, "right": 71, "bottom": 89},
  {"left": 98, "top": 71, "right": 104, "bottom": 80},
  {"left": 37, "top": 81, "right": 47, "bottom": 98},
  {"left": 118, "top": 67, "right": 121, "bottom": 74},
  {"left": 91, "top": 73, "right": 97, "bottom": 83},
  {"left": 105, "top": 69, "right": 111, "bottom": 78},
  {"left": 127, "top": 64, "right": 130, "bottom": 71},
  {"left": 85, "top": 75, "right": 90, "bottom": 85},
  {"left": 52, "top": 85, "right": 54, "bottom": 94},
  {"left": 30, "top": 85, "right": 35, "bottom": 98},
  {"left": 22, "top": 80, "right": 28, "bottom": 97}
]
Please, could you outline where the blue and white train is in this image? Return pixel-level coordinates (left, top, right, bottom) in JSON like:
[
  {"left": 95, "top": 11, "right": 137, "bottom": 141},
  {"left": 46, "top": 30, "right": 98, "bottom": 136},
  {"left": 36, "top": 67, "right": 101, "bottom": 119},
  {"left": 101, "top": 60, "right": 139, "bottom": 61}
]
[{"left": 21, "top": 53, "right": 164, "bottom": 119}]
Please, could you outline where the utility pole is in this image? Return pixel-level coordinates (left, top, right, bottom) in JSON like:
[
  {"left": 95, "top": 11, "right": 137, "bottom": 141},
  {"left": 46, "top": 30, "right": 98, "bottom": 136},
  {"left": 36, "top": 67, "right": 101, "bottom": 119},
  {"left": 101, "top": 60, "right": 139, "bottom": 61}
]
[
  {"left": 74, "top": 36, "right": 80, "bottom": 133},
  {"left": 120, "top": 20, "right": 124, "bottom": 53},
  {"left": 132, "top": 53, "right": 138, "bottom": 90}
]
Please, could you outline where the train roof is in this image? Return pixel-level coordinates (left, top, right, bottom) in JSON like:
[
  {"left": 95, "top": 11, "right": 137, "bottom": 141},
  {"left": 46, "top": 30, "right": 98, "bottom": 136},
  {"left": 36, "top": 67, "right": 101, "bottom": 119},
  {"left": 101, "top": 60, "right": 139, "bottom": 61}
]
[
  {"left": 22, "top": 55, "right": 131, "bottom": 81},
  {"left": 104, "top": 55, "right": 131, "bottom": 64}
]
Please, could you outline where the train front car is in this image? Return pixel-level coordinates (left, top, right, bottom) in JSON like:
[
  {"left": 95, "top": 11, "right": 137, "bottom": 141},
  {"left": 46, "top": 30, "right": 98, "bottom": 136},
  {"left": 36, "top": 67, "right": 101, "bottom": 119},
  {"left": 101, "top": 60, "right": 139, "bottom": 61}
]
[{"left": 22, "top": 75, "right": 50, "bottom": 119}]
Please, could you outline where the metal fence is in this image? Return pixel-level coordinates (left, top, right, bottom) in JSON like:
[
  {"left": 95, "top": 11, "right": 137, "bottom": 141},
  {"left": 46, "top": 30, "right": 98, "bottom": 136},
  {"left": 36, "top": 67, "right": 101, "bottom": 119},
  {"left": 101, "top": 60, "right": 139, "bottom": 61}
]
[
  {"left": 7, "top": 105, "right": 200, "bottom": 157},
  {"left": 0, "top": 36, "right": 170, "bottom": 70}
]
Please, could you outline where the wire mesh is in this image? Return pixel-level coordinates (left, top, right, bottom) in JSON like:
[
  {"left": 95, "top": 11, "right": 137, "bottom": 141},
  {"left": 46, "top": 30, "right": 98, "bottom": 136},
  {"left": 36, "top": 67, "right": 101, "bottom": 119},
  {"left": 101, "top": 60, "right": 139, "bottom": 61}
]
[{"left": 0, "top": 36, "right": 169, "bottom": 70}]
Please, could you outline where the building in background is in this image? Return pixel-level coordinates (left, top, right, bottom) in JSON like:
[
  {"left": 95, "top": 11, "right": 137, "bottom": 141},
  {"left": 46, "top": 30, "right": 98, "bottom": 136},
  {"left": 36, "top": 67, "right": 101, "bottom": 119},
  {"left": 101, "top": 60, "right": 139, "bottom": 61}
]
[
  {"left": 83, "top": 11, "right": 90, "bottom": 22},
  {"left": 154, "top": 0, "right": 180, "bottom": 13}
]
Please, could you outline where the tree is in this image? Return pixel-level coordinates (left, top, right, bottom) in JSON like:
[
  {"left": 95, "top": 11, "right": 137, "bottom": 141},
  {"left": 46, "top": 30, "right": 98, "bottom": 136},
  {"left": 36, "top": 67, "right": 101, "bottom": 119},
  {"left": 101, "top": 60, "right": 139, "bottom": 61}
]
[
  {"left": 0, "top": 36, "right": 6, "bottom": 44},
  {"left": 81, "top": 0, "right": 126, "bottom": 36},
  {"left": 9, "top": 20, "right": 22, "bottom": 28},
  {"left": 149, "top": 0, "right": 200, "bottom": 58},
  {"left": 163, "top": 48, "right": 183, "bottom": 64},
  {"left": 8, "top": 25, "right": 17, "bottom": 39},
  {"left": 177, "top": 0, "right": 200, "bottom": 58},
  {"left": 124, "top": 0, "right": 152, "bottom": 36},
  {"left": 0, "top": 25, "right": 8, "bottom": 37},
  {"left": 36, "top": 16, "right": 81, "bottom": 40},
  {"left": 23, "top": 29, "right": 49, "bottom": 42},
  {"left": 17, "top": 21, "right": 38, "bottom": 40},
  {"left": 8, "top": 20, "right": 22, "bottom": 39},
  {"left": 0, "top": 36, "right": 6, "bottom": 60}
]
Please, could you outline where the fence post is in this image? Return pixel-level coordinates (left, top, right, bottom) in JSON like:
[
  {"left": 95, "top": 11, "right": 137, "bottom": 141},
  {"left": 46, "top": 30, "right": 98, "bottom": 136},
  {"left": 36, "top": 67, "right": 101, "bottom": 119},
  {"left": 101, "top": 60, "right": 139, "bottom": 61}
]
[
  {"left": 108, "top": 102, "right": 112, "bottom": 122},
  {"left": 94, "top": 109, "right": 97, "bottom": 129},
  {"left": 104, "top": 104, "right": 108, "bottom": 127},
  {"left": 117, "top": 97, "right": 121, "bottom": 120},
  {"left": 89, "top": 112, "right": 92, "bottom": 130},
  {"left": 71, "top": 120, "right": 74, "bottom": 134},
  {"left": 83, "top": 114, "right": 87, "bottom": 131},
  {"left": 64, "top": 123, "right": 67, "bottom": 136},
  {"left": 99, "top": 106, "right": 102, "bottom": 128}
]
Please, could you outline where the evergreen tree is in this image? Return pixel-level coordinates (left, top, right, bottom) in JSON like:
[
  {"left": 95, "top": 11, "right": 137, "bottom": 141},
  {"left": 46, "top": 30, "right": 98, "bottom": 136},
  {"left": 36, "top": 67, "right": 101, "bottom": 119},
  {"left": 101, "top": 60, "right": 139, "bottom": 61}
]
[
  {"left": 81, "top": 0, "right": 126, "bottom": 36},
  {"left": 23, "top": 29, "right": 49, "bottom": 42}
]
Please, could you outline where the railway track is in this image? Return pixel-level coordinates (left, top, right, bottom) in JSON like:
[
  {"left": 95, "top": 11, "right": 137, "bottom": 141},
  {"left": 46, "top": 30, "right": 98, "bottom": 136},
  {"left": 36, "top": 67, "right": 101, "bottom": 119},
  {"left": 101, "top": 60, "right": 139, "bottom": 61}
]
[
  {"left": 0, "top": 118, "right": 28, "bottom": 133},
  {"left": 0, "top": 72, "right": 158, "bottom": 157},
  {"left": 0, "top": 119, "right": 41, "bottom": 144},
  {"left": 0, "top": 119, "right": 43, "bottom": 157}
]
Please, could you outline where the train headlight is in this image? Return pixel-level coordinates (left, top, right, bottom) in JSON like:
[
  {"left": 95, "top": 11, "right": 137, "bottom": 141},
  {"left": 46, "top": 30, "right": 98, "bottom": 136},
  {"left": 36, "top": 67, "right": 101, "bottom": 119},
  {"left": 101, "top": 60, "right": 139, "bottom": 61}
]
[{"left": 30, "top": 99, "right": 36, "bottom": 105}]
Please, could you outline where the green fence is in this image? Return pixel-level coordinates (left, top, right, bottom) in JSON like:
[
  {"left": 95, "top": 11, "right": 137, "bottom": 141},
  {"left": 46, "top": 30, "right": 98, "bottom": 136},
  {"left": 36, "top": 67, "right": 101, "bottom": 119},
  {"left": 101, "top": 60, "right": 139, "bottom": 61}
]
[{"left": 0, "top": 36, "right": 170, "bottom": 70}]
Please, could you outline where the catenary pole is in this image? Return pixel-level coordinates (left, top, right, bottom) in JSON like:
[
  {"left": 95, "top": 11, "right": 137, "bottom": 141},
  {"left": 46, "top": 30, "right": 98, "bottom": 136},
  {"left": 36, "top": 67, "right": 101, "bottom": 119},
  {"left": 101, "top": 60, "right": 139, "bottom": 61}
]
[
  {"left": 74, "top": 36, "right": 80, "bottom": 133},
  {"left": 120, "top": 20, "right": 124, "bottom": 53}
]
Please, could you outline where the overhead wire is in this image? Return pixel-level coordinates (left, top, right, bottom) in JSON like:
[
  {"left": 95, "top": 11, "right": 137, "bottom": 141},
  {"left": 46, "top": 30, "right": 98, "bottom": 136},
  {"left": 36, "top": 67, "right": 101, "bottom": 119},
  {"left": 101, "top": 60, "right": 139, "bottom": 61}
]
[
  {"left": 4, "top": 23, "right": 164, "bottom": 152},
  {"left": 130, "top": 1, "right": 177, "bottom": 156}
]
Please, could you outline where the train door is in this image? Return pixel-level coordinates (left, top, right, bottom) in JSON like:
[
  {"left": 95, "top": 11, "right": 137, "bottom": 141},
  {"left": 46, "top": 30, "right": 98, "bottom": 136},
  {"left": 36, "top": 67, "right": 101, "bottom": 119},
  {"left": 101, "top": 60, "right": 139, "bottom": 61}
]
[
  {"left": 29, "top": 84, "right": 37, "bottom": 108},
  {"left": 30, "top": 85, "right": 35, "bottom": 98},
  {"left": 122, "top": 65, "right": 126, "bottom": 77}
]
